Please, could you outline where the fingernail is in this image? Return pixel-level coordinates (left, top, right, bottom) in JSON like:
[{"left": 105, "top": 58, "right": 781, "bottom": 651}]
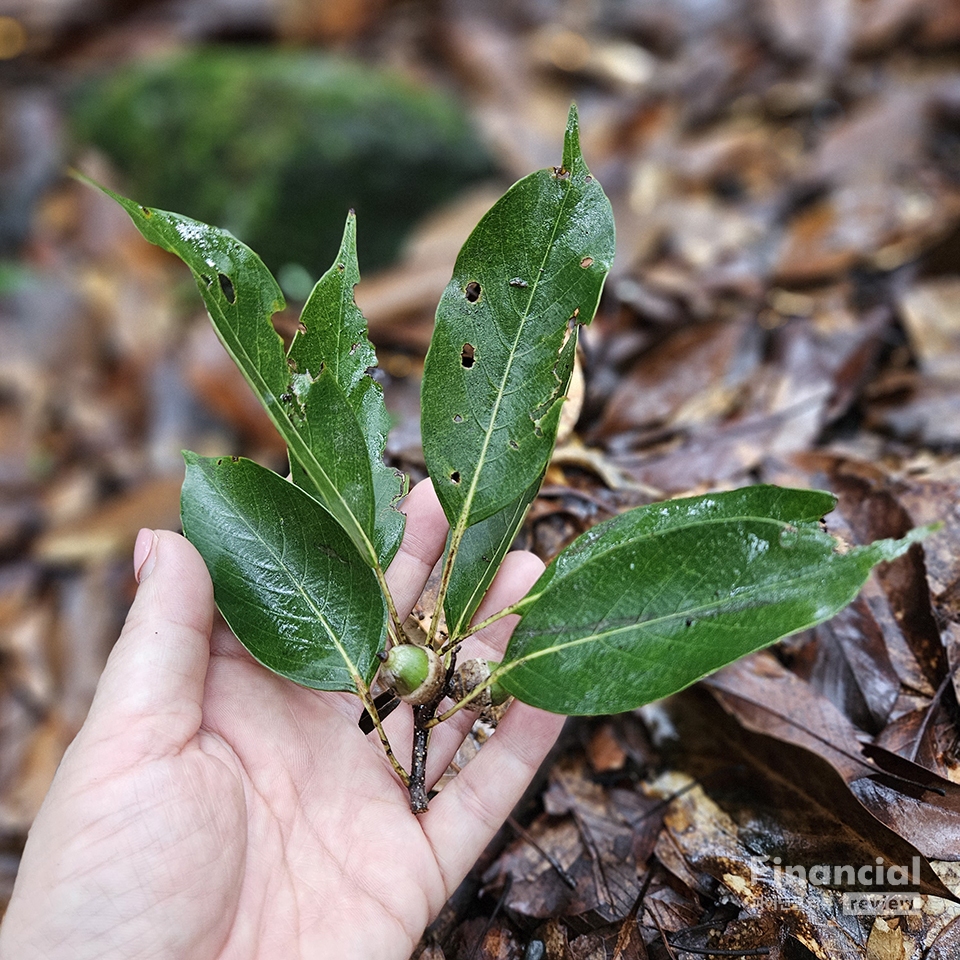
[{"left": 134, "top": 528, "right": 159, "bottom": 583}]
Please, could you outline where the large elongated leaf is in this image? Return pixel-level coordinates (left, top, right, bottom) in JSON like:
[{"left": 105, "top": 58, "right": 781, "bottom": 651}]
[
  {"left": 181, "top": 452, "right": 386, "bottom": 692},
  {"left": 289, "top": 213, "right": 405, "bottom": 566},
  {"left": 500, "top": 486, "right": 932, "bottom": 715},
  {"left": 420, "top": 104, "right": 615, "bottom": 530},
  {"left": 95, "top": 180, "right": 384, "bottom": 568}
]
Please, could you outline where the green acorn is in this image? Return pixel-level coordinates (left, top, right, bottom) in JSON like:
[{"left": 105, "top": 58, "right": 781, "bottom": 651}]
[{"left": 378, "top": 644, "right": 445, "bottom": 705}]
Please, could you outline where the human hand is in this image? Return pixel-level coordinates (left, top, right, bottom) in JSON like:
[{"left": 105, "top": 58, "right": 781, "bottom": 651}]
[{"left": 0, "top": 479, "right": 564, "bottom": 960}]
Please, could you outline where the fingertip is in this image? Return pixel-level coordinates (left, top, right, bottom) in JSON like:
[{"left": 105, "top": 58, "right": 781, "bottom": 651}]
[
  {"left": 136, "top": 531, "right": 214, "bottom": 636},
  {"left": 133, "top": 527, "right": 159, "bottom": 582},
  {"left": 500, "top": 548, "right": 545, "bottom": 588},
  {"left": 401, "top": 477, "right": 445, "bottom": 522},
  {"left": 386, "top": 479, "right": 450, "bottom": 618},
  {"left": 88, "top": 531, "right": 215, "bottom": 748}
]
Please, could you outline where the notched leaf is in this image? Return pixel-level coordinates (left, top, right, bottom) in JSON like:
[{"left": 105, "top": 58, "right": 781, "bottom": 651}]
[
  {"left": 421, "top": 102, "right": 615, "bottom": 529},
  {"left": 288, "top": 210, "right": 406, "bottom": 566},
  {"left": 84, "top": 176, "right": 391, "bottom": 566},
  {"left": 832, "top": 532, "right": 853, "bottom": 555}
]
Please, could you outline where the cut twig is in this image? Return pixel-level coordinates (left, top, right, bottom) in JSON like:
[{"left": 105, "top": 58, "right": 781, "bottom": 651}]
[{"left": 408, "top": 650, "right": 458, "bottom": 812}]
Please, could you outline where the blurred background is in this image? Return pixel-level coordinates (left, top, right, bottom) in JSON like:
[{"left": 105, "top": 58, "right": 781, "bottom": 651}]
[{"left": 2, "top": 0, "right": 960, "bottom": 926}]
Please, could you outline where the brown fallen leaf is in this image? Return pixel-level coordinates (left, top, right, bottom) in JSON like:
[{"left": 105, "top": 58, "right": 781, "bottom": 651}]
[
  {"left": 650, "top": 770, "right": 871, "bottom": 960},
  {"left": 484, "top": 753, "right": 662, "bottom": 926},
  {"left": 899, "top": 278, "right": 960, "bottom": 380},
  {"left": 800, "top": 595, "right": 901, "bottom": 735},
  {"left": 657, "top": 689, "right": 960, "bottom": 901},
  {"left": 927, "top": 914, "right": 960, "bottom": 959},
  {"left": 33, "top": 476, "right": 183, "bottom": 567},
  {"left": 703, "top": 652, "right": 877, "bottom": 782}
]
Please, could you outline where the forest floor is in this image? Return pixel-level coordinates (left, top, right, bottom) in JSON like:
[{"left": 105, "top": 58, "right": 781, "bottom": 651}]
[{"left": 3, "top": 0, "right": 960, "bottom": 957}]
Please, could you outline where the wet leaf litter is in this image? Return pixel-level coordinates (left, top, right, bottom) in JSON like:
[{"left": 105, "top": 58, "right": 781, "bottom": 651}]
[{"left": 5, "top": 0, "right": 960, "bottom": 955}]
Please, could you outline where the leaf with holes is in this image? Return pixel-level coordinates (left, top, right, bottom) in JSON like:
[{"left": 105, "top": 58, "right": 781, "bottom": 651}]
[
  {"left": 498, "top": 486, "right": 934, "bottom": 715},
  {"left": 181, "top": 452, "right": 386, "bottom": 692},
  {"left": 75, "top": 109, "right": 943, "bottom": 821},
  {"left": 289, "top": 213, "right": 406, "bottom": 566},
  {"left": 420, "top": 104, "right": 614, "bottom": 532},
  {"left": 90, "top": 178, "right": 387, "bottom": 569}
]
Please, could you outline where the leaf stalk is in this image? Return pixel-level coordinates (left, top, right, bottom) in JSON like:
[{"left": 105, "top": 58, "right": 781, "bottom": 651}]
[{"left": 354, "top": 677, "right": 409, "bottom": 787}]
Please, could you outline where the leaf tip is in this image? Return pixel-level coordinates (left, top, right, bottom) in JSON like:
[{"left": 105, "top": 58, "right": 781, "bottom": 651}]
[
  {"left": 337, "top": 210, "right": 360, "bottom": 275},
  {"left": 70, "top": 168, "right": 128, "bottom": 208},
  {"left": 901, "top": 521, "right": 942, "bottom": 550},
  {"left": 68, "top": 166, "right": 95, "bottom": 189},
  {"left": 865, "top": 521, "right": 942, "bottom": 565},
  {"left": 561, "top": 102, "right": 582, "bottom": 173}
]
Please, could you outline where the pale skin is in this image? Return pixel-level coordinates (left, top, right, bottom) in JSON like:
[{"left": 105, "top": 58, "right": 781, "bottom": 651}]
[{"left": 0, "top": 479, "right": 564, "bottom": 960}]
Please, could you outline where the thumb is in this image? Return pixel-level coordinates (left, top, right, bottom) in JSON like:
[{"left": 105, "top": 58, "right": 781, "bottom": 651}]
[{"left": 83, "top": 529, "right": 215, "bottom": 755}]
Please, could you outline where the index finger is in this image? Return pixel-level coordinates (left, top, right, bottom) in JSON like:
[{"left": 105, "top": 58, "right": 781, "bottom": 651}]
[{"left": 385, "top": 478, "right": 449, "bottom": 621}]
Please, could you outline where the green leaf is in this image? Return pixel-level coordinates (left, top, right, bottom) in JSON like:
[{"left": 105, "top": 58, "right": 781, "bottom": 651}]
[
  {"left": 500, "top": 486, "right": 933, "bottom": 715},
  {"left": 289, "top": 212, "right": 406, "bottom": 566},
  {"left": 420, "top": 104, "right": 614, "bottom": 531},
  {"left": 90, "top": 177, "right": 382, "bottom": 568},
  {"left": 181, "top": 452, "right": 386, "bottom": 692},
  {"left": 443, "top": 472, "right": 542, "bottom": 639}
]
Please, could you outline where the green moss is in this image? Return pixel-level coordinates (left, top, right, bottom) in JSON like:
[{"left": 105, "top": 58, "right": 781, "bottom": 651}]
[{"left": 70, "top": 48, "right": 495, "bottom": 281}]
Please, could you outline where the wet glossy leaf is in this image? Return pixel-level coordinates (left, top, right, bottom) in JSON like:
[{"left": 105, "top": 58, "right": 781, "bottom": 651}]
[
  {"left": 289, "top": 213, "right": 406, "bottom": 566},
  {"left": 421, "top": 104, "right": 615, "bottom": 531},
  {"left": 500, "top": 486, "right": 934, "bottom": 715},
  {"left": 93, "top": 178, "right": 384, "bottom": 568},
  {"left": 181, "top": 452, "right": 386, "bottom": 692}
]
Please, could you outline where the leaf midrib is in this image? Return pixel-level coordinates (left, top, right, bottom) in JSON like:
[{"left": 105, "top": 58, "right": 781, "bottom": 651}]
[
  {"left": 502, "top": 557, "right": 852, "bottom": 674},
  {"left": 209, "top": 470, "right": 367, "bottom": 685},
  {"left": 519, "top": 511, "right": 830, "bottom": 609},
  {"left": 456, "top": 175, "right": 575, "bottom": 536},
  {"left": 211, "top": 297, "right": 378, "bottom": 568}
]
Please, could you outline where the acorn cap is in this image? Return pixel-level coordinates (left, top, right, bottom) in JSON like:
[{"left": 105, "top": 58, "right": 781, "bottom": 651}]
[{"left": 378, "top": 644, "right": 445, "bottom": 705}]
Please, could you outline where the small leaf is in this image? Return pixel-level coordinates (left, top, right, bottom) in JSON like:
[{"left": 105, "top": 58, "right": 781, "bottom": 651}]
[
  {"left": 89, "top": 177, "right": 383, "bottom": 567},
  {"left": 181, "top": 452, "right": 386, "bottom": 692},
  {"left": 290, "top": 212, "right": 406, "bottom": 566},
  {"left": 421, "top": 104, "right": 614, "bottom": 531},
  {"left": 443, "top": 472, "right": 542, "bottom": 639},
  {"left": 500, "top": 486, "right": 934, "bottom": 715}
]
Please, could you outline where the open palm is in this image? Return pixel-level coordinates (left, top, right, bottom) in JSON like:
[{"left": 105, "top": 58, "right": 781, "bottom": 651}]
[{"left": 0, "top": 480, "right": 563, "bottom": 960}]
